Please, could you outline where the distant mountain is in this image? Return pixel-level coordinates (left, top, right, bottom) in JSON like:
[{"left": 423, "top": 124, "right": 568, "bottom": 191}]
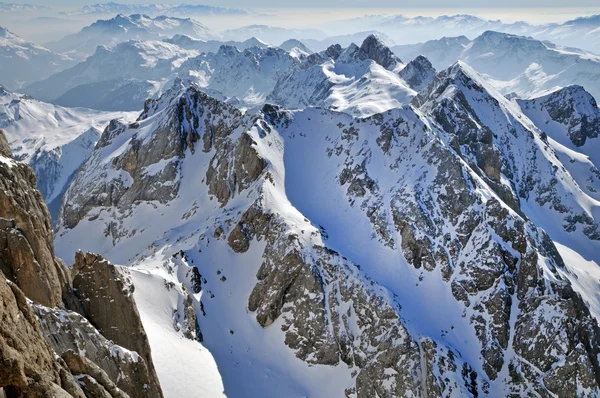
[
  {"left": 222, "top": 24, "right": 326, "bottom": 44},
  {"left": 393, "top": 31, "right": 600, "bottom": 101},
  {"left": 24, "top": 39, "right": 200, "bottom": 109},
  {"left": 279, "top": 39, "right": 313, "bottom": 58},
  {"left": 303, "top": 30, "right": 396, "bottom": 52},
  {"left": 0, "top": 86, "right": 136, "bottom": 218},
  {"left": 0, "top": 27, "right": 76, "bottom": 90},
  {"left": 67, "top": 2, "right": 249, "bottom": 17},
  {"left": 325, "top": 13, "right": 600, "bottom": 53},
  {"left": 0, "top": 2, "right": 50, "bottom": 12},
  {"left": 164, "top": 35, "right": 270, "bottom": 53},
  {"left": 46, "top": 14, "right": 219, "bottom": 60}
]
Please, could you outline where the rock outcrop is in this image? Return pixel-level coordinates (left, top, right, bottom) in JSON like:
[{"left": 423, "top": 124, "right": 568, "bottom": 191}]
[
  {"left": 0, "top": 275, "right": 85, "bottom": 397},
  {"left": 359, "top": 34, "right": 402, "bottom": 70},
  {"left": 0, "top": 129, "right": 163, "bottom": 398},
  {"left": 0, "top": 129, "right": 70, "bottom": 307},
  {"left": 399, "top": 55, "right": 436, "bottom": 92},
  {"left": 70, "top": 252, "right": 162, "bottom": 397}
]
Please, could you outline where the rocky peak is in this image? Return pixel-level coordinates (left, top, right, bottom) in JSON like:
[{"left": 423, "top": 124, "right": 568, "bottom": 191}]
[
  {"left": 217, "top": 44, "right": 240, "bottom": 57},
  {"left": 399, "top": 54, "right": 436, "bottom": 92},
  {"left": 359, "top": 33, "right": 401, "bottom": 69},
  {"left": 0, "top": 128, "right": 10, "bottom": 157},
  {"left": 517, "top": 84, "right": 600, "bottom": 147},
  {"left": 60, "top": 84, "right": 247, "bottom": 230},
  {"left": 306, "top": 43, "right": 343, "bottom": 65},
  {"left": 70, "top": 251, "right": 162, "bottom": 397}
]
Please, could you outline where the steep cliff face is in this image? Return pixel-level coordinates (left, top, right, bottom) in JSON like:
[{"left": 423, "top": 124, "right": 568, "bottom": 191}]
[
  {"left": 55, "top": 80, "right": 600, "bottom": 396},
  {"left": 0, "top": 128, "right": 70, "bottom": 307},
  {"left": 69, "top": 252, "right": 162, "bottom": 397},
  {"left": 0, "top": 129, "right": 162, "bottom": 398},
  {"left": 0, "top": 276, "right": 85, "bottom": 398}
]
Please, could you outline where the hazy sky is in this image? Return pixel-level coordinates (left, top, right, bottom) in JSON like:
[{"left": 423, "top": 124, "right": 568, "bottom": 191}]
[{"left": 10, "top": 0, "right": 600, "bottom": 8}]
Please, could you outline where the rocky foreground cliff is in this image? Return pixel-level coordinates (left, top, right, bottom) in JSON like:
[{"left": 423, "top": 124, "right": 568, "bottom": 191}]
[{"left": 0, "top": 128, "right": 162, "bottom": 398}]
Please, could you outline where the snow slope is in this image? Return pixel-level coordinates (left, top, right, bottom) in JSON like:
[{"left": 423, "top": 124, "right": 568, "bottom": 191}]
[
  {"left": 0, "top": 86, "right": 136, "bottom": 217},
  {"left": 269, "top": 36, "right": 416, "bottom": 116}
]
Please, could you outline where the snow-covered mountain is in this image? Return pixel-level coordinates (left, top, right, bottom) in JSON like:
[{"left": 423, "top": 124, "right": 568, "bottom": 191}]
[
  {"left": 0, "top": 26, "right": 75, "bottom": 90},
  {"left": 393, "top": 31, "right": 600, "bottom": 101},
  {"left": 46, "top": 14, "right": 219, "bottom": 60},
  {"left": 279, "top": 39, "right": 313, "bottom": 58},
  {"left": 24, "top": 39, "right": 200, "bottom": 110},
  {"left": 67, "top": 2, "right": 249, "bottom": 17},
  {"left": 51, "top": 59, "right": 600, "bottom": 396},
  {"left": 174, "top": 44, "right": 300, "bottom": 109},
  {"left": 0, "top": 86, "right": 136, "bottom": 218},
  {"left": 269, "top": 35, "right": 416, "bottom": 116}
]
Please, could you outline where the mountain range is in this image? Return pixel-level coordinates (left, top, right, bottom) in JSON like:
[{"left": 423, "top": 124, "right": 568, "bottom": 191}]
[
  {"left": 0, "top": 26, "right": 76, "bottom": 90},
  {"left": 0, "top": 2, "right": 49, "bottom": 12},
  {"left": 393, "top": 31, "right": 600, "bottom": 101},
  {"left": 49, "top": 60, "right": 600, "bottom": 397},
  {"left": 45, "top": 14, "right": 219, "bottom": 60},
  {"left": 65, "top": 2, "right": 250, "bottom": 17},
  {"left": 325, "top": 13, "right": 600, "bottom": 53},
  {"left": 1, "top": 7, "right": 600, "bottom": 398}
]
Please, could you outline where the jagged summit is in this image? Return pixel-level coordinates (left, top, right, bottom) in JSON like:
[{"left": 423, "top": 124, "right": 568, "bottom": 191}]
[
  {"left": 399, "top": 54, "right": 436, "bottom": 92},
  {"left": 359, "top": 33, "right": 402, "bottom": 69}
]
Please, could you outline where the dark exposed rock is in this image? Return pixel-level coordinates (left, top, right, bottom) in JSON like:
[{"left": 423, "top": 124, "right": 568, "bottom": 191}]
[
  {"left": 399, "top": 55, "right": 436, "bottom": 92},
  {"left": 34, "top": 304, "right": 156, "bottom": 398},
  {"left": 0, "top": 138, "right": 70, "bottom": 307},
  {"left": 0, "top": 275, "right": 85, "bottom": 398},
  {"left": 207, "top": 132, "right": 267, "bottom": 206},
  {"left": 0, "top": 128, "right": 10, "bottom": 157},
  {"left": 70, "top": 251, "right": 162, "bottom": 398},
  {"left": 359, "top": 34, "right": 401, "bottom": 70},
  {"left": 61, "top": 351, "right": 129, "bottom": 398}
]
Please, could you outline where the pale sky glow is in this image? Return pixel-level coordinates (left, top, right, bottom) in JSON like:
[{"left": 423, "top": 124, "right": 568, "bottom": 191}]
[{"left": 6, "top": 0, "right": 600, "bottom": 9}]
